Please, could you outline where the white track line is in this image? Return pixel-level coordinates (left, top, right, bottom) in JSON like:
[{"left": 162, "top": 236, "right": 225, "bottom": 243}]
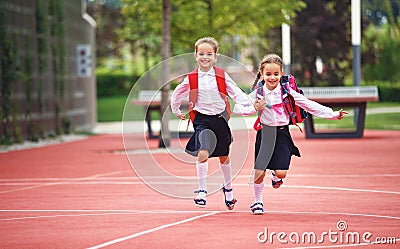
[
  {"left": 2, "top": 209, "right": 399, "bottom": 249},
  {"left": 0, "top": 212, "right": 141, "bottom": 221},
  {"left": 86, "top": 211, "right": 219, "bottom": 249},
  {"left": 281, "top": 185, "right": 400, "bottom": 195},
  {"left": 0, "top": 171, "right": 124, "bottom": 194},
  {"left": 1, "top": 174, "right": 399, "bottom": 182},
  {"left": 1, "top": 181, "right": 397, "bottom": 195},
  {"left": 1, "top": 209, "right": 399, "bottom": 221}
]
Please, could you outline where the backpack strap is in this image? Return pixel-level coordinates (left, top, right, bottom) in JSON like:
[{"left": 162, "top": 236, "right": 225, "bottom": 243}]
[
  {"left": 214, "top": 66, "right": 231, "bottom": 120},
  {"left": 187, "top": 68, "right": 198, "bottom": 124},
  {"left": 186, "top": 66, "right": 230, "bottom": 131},
  {"left": 253, "top": 81, "right": 266, "bottom": 131},
  {"left": 280, "top": 75, "right": 303, "bottom": 132}
]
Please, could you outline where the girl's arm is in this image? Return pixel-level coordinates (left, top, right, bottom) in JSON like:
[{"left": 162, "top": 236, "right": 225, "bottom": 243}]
[
  {"left": 224, "top": 73, "right": 258, "bottom": 116},
  {"left": 291, "top": 90, "right": 347, "bottom": 120},
  {"left": 232, "top": 90, "right": 259, "bottom": 116},
  {"left": 171, "top": 77, "right": 190, "bottom": 119}
]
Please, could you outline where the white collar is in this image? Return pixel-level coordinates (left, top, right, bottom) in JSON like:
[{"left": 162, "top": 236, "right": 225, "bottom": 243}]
[
  {"left": 198, "top": 67, "right": 215, "bottom": 78},
  {"left": 265, "top": 84, "right": 281, "bottom": 94}
]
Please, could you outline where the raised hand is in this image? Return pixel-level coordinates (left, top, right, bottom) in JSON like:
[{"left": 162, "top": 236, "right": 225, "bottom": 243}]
[{"left": 337, "top": 109, "right": 348, "bottom": 120}]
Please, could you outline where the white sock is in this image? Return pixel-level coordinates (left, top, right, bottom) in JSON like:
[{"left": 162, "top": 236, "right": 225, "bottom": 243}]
[
  {"left": 196, "top": 161, "right": 208, "bottom": 192},
  {"left": 254, "top": 182, "right": 264, "bottom": 203},
  {"left": 220, "top": 162, "right": 233, "bottom": 201}
]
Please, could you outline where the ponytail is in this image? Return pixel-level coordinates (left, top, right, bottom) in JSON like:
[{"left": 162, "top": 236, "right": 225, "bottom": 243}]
[{"left": 252, "top": 71, "right": 261, "bottom": 90}]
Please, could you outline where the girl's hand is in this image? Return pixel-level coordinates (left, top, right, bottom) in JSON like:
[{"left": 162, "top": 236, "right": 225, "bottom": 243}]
[
  {"left": 337, "top": 109, "right": 348, "bottom": 120},
  {"left": 177, "top": 112, "right": 186, "bottom": 120},
  {"left": 254, "top": 99, "right": 266, "bottom": 111}
]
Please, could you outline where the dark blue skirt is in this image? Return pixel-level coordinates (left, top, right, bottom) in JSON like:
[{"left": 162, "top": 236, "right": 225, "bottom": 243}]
[
  {"left": 254, "top": 125, "right": 300, "bottom": 171},
  {"left": 185, "top": 111, "right": 232, "bottom": 157}
]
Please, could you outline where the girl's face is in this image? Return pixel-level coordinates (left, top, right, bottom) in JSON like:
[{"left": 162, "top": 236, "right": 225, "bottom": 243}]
[
  {"left": 195, "top": 43, "right": 217, "bottom": 72},
  {"left": 261, "top": 63, "right": 283, "bottom": 90}
]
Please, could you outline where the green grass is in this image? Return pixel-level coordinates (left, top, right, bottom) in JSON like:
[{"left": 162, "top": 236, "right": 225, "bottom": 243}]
[
  {"left": 313, "top": 112, "right": 400, "bottom": 130},
  {"left": 312, "top": 103, "right": 400, "bottom": 130},
  {"left": 97, "top": 96, "right": 400, "bottom": 130},
  {"left": 97, "top": 95, "right": 129, "bottom": 122},
  {"left": 367, "top": 102, "right": 400, "bottom": 108},
  {"left": 97, "top": 95, "right": 168, "bottom": 122}
]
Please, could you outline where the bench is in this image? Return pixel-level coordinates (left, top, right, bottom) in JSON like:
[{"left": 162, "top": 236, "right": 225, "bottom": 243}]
[
  {"left": 131, "top": 90, "right": 190, "bottom": 138},
  {"left": 301, "top": 86, "right": 379, "bottom": 138}
]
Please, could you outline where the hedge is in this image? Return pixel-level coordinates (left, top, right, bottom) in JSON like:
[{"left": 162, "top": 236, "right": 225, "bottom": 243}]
[
  {"left": 377, "top": 85, "right": 400, "bottom": 102},
  {"left": 96, "top": 70, "right": 140, "bottom": 97}
]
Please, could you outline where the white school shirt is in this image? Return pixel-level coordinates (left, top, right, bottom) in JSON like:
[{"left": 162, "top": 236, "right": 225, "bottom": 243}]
[
  {"left": 171, "top": 67, "right": 254, "bottom": 116},
  {"left": 233, "top": 83, "right": 341, "bottom": 126}
]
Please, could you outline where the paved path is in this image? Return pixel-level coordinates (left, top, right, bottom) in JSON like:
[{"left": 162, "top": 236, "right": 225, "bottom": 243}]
[
  {"left": 1, "top": 107, "right": 398, "bottom": 152},
  {"left": 94, "top": 107, "right": 400, "bottom": 135}
]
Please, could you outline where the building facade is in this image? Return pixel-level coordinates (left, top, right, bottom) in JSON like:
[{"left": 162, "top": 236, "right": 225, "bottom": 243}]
[{"left": 0, "top": 0, "right": 96, "bottom": 144}]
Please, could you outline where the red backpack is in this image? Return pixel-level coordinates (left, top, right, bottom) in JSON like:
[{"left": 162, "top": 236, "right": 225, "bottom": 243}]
[
  {"left": 253, "top": 75, "right": 308, "bottom": 132},
  {"left": 186, "top": 66, "right": 231, "bottom": 130}
]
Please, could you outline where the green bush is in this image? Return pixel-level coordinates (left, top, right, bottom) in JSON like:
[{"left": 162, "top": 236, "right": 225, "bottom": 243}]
[
  {"left": 377, "top": 85, "right": 400, "bottom": 102},
  {"left": 361, "top": 80, "right": 400, "bottom": 102},
  {"left": 96, "top": 69, "right": 140, "bottom": 97},
  {"left": 362, "top": 25, "right": 400, "bottom": 82}
]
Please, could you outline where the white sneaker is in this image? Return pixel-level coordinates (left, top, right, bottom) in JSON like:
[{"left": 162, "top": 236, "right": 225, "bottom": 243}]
[
  {"left": 250, "top": 202, "right": 264, "bottom": 215},
  {"left": 194, "top": 190, "right": 207, "bottom": 208}
]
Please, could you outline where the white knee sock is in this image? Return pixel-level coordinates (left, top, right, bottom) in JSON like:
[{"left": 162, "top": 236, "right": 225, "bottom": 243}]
[
  {"left": 196, "top": 161, "right": 208, "bottom": 191},
  {"left": 220, "top": 162, "right": 233, "bottom": 200},
  {"left": 254, "top": 182, "right": 264, "bottom": 203}
]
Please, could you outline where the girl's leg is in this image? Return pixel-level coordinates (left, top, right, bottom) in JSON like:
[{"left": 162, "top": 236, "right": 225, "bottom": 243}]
[
  {"left": 274, "top": 170, "right": 287, "bottom": 179},
  {"left": 219, "top": 155, "right": 233, "bottom": 199},
  {"left": 254, "top": 169, "right": 266, "bottom": 184},
  {"left": 196, "top": 150, "right": 209, "bottom": 191},
  {"left": 253, "top": 169, "right": 266, "bottom": 202},
  {"left": 251, "top": 169, "right": 266, "bottom": 214},
  {"left": 219, "top": 155, "right": 237, "bottom": 209},
  {"left": 194, "top": 150, "right": 209, "bottom": 207},
  {"left": 271, "top": 169, "right": 287, "bottom": 189}
]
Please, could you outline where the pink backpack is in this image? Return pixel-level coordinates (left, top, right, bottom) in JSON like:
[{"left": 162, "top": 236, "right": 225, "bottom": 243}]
[{"left": 253, "top": 75, "right": 308, "bottom": 131}]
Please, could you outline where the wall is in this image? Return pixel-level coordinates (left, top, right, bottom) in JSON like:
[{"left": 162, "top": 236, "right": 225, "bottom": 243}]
[{"left": 0, "top": 0, "right": 96, "bottom": 143}]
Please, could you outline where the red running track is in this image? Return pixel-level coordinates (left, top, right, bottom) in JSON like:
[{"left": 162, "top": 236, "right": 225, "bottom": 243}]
[{"left": 0, "top": 130, "right": 399, "bottom": 248}]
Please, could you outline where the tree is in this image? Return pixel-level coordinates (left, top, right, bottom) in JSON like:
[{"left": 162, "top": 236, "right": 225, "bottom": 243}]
[
  {"left": 159, "top": 0, "right": 171, "bottom": 148},
  {"left": 120, "top": 0, "right": 305, "bottom": 59},
  {"left": 290, "top": 0, "right": 352, "bottom": 86},
  {"left": 362, "top": 0, "right": 400, "bottom": 81},
  {"left": 363, "top": 0, "right": 399, "bottom": 26},
  {"left": 120, "top": 0, "right": 162, "bottom": 71},
  {"left": 86, "top": 1, "right": 126, "bottom": 66}
]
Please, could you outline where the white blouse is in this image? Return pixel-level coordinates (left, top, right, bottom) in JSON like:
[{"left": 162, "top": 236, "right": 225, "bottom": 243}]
[
  {"left": 233, "top": 83, "right": 342, "bottom": 126},
  {"left": 171, "top": 67, "right": 254, "bottom": 116}
]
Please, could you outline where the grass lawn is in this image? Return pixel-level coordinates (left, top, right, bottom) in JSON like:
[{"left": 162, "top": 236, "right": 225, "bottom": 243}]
[
  {"left": 97, "top": 95, "right": 127, "bottom": 122},
  {"left": 312, "top": 112, "right": 400, "bottom": 130},
  {"left": 97, "top": 95, "right": 400, "bottom": 130},
  {"left": 97, "top": 95, "right": 166, "bottom": 122}
]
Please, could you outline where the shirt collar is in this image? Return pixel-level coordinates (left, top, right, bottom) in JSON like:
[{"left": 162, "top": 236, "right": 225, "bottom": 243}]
[
  {"left": 264, "top": 84, "right": 281, "bottom": 94},
  {"left": 198, "top": 67, "right": 215, "bottom": 78}
]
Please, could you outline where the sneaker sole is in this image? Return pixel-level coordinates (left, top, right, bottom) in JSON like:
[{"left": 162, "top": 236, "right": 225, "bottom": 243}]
[
  {"left": 252, "top": 210, "right": 264, "bottom": 215},
  {"left": 226, "top": 200, "right": 237, "bottom": 210}
]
